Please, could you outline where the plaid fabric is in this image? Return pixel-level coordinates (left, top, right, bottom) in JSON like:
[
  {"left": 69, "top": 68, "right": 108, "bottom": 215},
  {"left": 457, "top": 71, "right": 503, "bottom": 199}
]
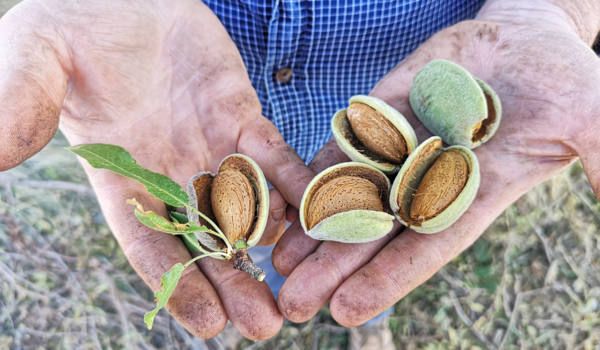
[{"left": 203, "top": 0, "right": 485, "bottom": 162}]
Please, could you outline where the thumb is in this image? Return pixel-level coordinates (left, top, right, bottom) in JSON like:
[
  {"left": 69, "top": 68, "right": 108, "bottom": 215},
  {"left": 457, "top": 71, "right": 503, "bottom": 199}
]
[
  {"left": 237, "top": 117, "right": 315, "bottom": 208},
  {"left": 0, "top": 2, "right": 70, "bottom": 170},
  {"left": 272, "top": 139, "right": 350, "bottom": 276}
]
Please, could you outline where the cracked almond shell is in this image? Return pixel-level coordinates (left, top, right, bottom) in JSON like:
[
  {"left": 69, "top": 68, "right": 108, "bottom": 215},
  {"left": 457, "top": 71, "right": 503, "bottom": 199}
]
[
  {"left": 300, "top": 162, "right": 395, "bottom": 243},
  {"left": 332, "top": 95, "right": 418, "bottom": 174},
  {"left": 185, "top": 154, "right": 269, "bottom": 251},
  {"left": 389, "top": 136, "right": 480, "bottom": 234},
  {"left": 409, "top": 59, "right": 502, "bottom": 149}
]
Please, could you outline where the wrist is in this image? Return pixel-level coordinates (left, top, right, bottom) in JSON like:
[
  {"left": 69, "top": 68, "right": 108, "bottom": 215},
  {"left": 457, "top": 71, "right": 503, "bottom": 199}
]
[{"left": 478, "top": 0, "right": 600, "bottom": 45}]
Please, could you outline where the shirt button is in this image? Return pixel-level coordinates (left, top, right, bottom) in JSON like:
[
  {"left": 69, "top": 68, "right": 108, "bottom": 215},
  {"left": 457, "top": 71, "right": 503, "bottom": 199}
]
[{"left": 275, "top": 67, "right": 293, "bottom": 84}]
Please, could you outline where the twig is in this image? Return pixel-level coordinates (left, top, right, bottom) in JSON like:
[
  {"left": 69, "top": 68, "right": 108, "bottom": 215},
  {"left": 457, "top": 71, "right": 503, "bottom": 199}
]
[
  {"left": 499, "top": 291, "right": 521, "bottom": 350},
  {"left": 498, "top": 286, "right": 552, "bottom": 349},
  {"left": 438, "top": 269, "right": 469, "bottom": 293},
  {"left": 449, "top": 290, "right": 497, "bottom": 349},
  {"left": 552, "top": 282, "right": 583, "bottom": 305},
  {"left": 527, "top": 216, "right": 554, "bottom": 263},
  {"left": 105, "top": 271, "right": 134, "bottom": 350}
]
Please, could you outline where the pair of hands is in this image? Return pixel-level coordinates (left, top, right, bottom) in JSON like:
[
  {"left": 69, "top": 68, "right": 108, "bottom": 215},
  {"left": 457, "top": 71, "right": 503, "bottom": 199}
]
[{"left": 1, "top": 0, "right": 599, "bottom": 340}]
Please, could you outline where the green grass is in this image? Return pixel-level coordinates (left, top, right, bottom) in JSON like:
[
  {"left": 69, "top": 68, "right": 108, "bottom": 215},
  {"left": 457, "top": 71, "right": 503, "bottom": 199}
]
[{"left": 1, "top": 1, "right": 599, "bottom": 348}]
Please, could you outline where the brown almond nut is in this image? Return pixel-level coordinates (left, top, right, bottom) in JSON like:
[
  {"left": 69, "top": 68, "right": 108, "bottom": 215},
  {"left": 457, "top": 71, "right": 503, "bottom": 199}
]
[
  {"left": 306, "top": 175, "right": 383, "bottom": 229},
  {"left": 346, "top": 102, "right": 407, "bottom": 163},
  {"left": 210, "top": 169, "right": 256, "bottom": 244},
  {"left": 410, "top": 150, "right": 469, "bottom": 222}
]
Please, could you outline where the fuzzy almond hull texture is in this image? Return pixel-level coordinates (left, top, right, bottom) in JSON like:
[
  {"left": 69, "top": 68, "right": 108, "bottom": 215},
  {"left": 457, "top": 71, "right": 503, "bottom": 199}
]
[{"left": 409, "top": 59, "right": 501, "bottom": 149}]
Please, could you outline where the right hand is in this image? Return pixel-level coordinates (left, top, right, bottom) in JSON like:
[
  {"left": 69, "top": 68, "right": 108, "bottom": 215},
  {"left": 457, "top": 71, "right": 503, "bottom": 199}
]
[
  {"left": 0, "top": 0, "right": 314, "bottom": 339},
  {"left": 273, "top": 1, "right": 600, "bottom": 327}
]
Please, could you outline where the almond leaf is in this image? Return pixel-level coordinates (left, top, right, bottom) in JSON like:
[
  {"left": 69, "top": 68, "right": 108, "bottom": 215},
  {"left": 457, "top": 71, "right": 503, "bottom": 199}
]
[
  {"left": 127, "top": 199, "right": 208, "bottom": 235},
  {"left": 68, "top": 144, "right": 188, "bottom": 208},
  {"left": 143, "top": 262, "right": 185, "bottom": 330}
]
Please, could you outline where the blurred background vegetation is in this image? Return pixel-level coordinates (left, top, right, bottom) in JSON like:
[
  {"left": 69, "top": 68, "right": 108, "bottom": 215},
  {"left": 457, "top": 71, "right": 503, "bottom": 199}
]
[{"left": 1, "top": 1, "right": 599, "bottom": 349}]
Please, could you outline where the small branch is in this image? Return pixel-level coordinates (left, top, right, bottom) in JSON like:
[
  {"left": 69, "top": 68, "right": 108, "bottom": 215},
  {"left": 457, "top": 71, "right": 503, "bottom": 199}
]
[
  {"left": 449, "top": 290, "right": 497, "bottom": 349},
  {"left": 233, "top": 250, "right": 265, "bottom": 281},
  {"left": 438, "top": 269, "right": 469, "bottom": 293},
  {"left": 188, "top": 205, "right": 233, "bottom": 254},
  {"left": 184, "top": 251, "right": 229, "bottom": 268},
  {"left": 527, "top": 217, "right": 554, "bottom": 263}
]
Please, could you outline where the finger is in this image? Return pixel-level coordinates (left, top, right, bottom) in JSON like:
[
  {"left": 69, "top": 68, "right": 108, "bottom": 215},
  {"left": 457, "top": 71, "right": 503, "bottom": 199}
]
[
  {"left": 0, "top": 2, "right": 70, "bottom": 170},
  {"left": 237, "top": 118, "right": 314, "bottom": 208},
  {"left": 258, "top": 188, "right": 287, "bottom": 246},
  {"left": 272, "top": 139, "right": 349, "bottom": 276},
  {"left": 272, "top": 220, "right": 319, "bottom": 276},
  {"left": 88, "top": 172, "right": 227, "bottom": 338},
  {"left": 308, "top": 138, "right": 352, "bottom": 172},
  {"left": 198, "top": 256, "right": 283, "bottom": 340},
  {"left": 278, "top": 228, "right": 398, "bottom": 323},
  {"left": 286, "top": 206, "right": 299, "bottom": 222},
  {"left": 328, "top": 147, "right": 569, "bottom": 327}
]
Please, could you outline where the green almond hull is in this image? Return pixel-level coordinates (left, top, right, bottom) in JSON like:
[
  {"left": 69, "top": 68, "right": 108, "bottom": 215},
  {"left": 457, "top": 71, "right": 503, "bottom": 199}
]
[
  {"left": 185, "top": 153, "right": 269, "bottom": 249},
  {"left": 331, "top": 109, "right": 397, "bottom": 173},
  {"left": 332, "top": 95, "right": 417, "bottom": 174},
  {"left": 182, "top": 232, "right": 204, "bottom": 255},
  {"left": 300, "top": 162, "right": 393, "bottom": 243},
  {"left": 390, "top": 136, "right": 480, "bottom": 234},
  {"left": 306, "top": 210, "right": 395, "bottom": 243},
  {"left": 229, "top": 154, "right": 270, "bottom": 248},
  {"left": 348, "top": 95, "right": 418, "bottom": 154},
  {"left": 409, "top": 59, "right": 501, "bottom": 149}
]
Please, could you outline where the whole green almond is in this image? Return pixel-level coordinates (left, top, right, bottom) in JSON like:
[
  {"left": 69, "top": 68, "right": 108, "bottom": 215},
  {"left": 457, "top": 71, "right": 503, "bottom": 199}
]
[
  {"left": 390, "top": 136, "right": 480, "bottom": 234},
  {"left": 409, "top": 59, "right": 502, "bottom": 148}
]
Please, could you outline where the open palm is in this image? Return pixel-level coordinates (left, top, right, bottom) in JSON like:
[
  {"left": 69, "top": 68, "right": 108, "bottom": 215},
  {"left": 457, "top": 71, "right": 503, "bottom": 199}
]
[
  {"left": 273, "top": 5, "right": 600, "bottom": 326},
  {"left": 0, "top": 0, "right": 313, "bottom": 339}
]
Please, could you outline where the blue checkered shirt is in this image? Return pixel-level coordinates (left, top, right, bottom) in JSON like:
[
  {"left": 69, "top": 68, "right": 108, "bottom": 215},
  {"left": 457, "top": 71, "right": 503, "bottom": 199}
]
[{"left": 203, "top": 0, "right": 485, "bottom": 162}]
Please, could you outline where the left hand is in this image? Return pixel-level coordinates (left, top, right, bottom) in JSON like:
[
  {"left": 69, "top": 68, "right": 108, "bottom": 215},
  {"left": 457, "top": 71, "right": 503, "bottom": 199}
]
[
  {"left": 0, "top": 0, "right": 314, "bottom": 338},
  {"left": 272, "top": 1, "right": 600, "bottom": 326}
]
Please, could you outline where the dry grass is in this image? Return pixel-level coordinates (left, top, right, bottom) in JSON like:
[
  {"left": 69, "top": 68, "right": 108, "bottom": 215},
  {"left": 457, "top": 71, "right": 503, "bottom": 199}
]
[
  {"left": 3, "top": 136, "right": 600, "bottom": 350},
  {"left": 1, "top": 1, "right": 599, "bottom": 349}
]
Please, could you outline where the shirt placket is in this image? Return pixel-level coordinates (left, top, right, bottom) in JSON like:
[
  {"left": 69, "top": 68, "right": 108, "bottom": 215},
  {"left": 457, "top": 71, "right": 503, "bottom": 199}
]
[{"left": 263, "top": 0, "right": 309, "bottom": 157}]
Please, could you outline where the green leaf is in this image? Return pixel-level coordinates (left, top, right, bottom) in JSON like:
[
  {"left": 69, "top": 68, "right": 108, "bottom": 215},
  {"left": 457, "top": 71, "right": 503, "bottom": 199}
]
[
  {"left": 170, "top": 211, "right": 189, "bottom": 224},
  {"left": 182, "top": 232, "right": 203, "bottom": 253},
  {"left": 127, "top": 199, "right": 208, "bottom": 235},
  {"left": 144, "top": 263, "right": 185, "bottom": 330},
  {"left": 68, "top": 144, "right": 188, "bottom": 207}
]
